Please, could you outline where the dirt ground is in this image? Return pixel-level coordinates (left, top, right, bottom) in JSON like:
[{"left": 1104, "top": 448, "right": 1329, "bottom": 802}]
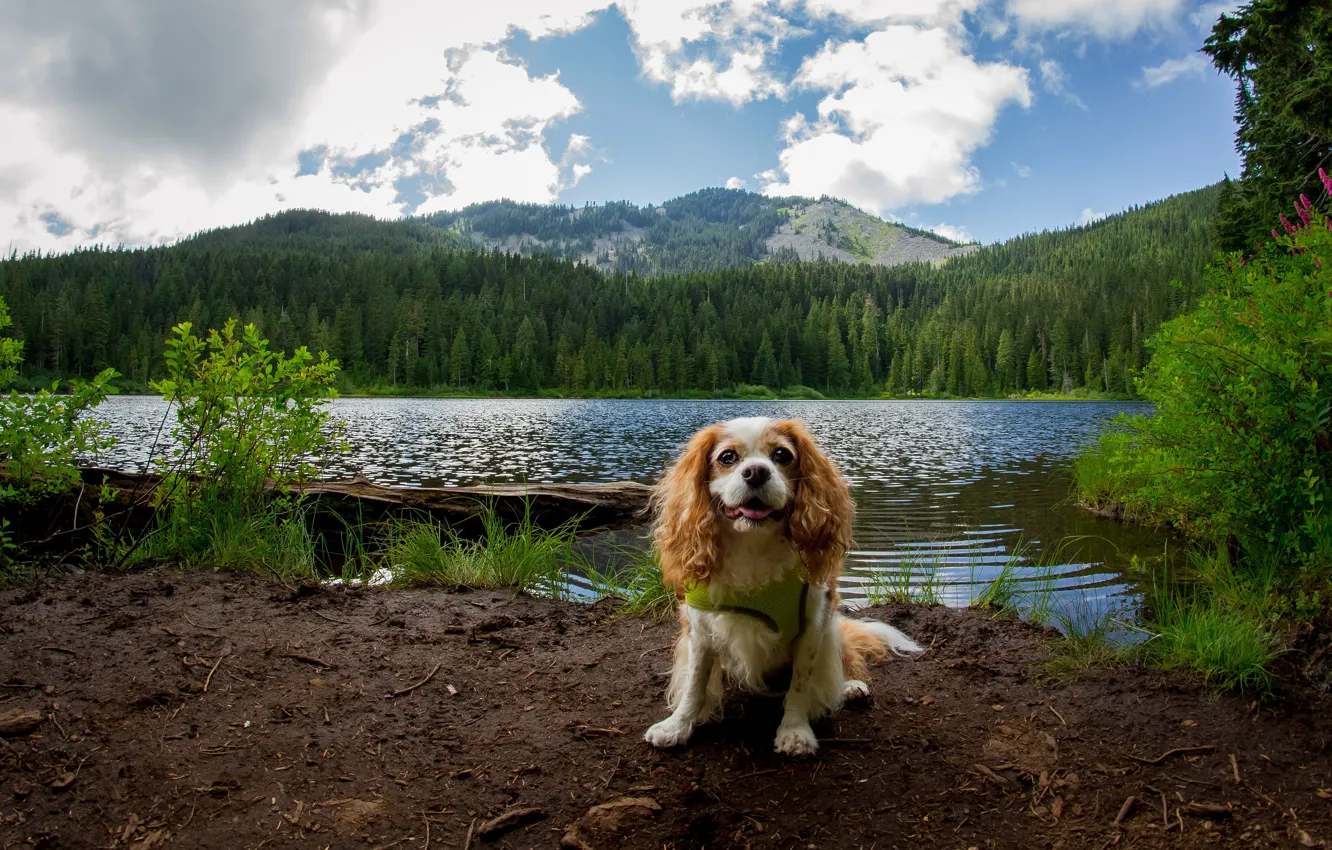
[{"left": 3, "top": 570, "right": 1332, "bottom": 849}]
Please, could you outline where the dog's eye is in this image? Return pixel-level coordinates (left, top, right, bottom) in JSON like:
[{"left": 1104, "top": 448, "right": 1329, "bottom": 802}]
[
  {"left": 771, "top": 447, "right": 793, "bottom": 465},
  {"left": 718, "top": 449, "right": 739, "bottom": 466}
]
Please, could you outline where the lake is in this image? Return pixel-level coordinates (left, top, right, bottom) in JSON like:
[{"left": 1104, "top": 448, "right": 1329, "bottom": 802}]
[{"left": 88, "top": 397, "right": 1164, "bottom": 624}]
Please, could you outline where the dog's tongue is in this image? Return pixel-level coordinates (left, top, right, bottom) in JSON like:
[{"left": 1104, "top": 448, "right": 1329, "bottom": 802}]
[{"left": 739, "top": 503, "right": 773, "bottom": 521}]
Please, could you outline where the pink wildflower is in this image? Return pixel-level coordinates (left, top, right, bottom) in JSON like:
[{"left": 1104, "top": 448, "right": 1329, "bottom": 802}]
[
  {"left": 1298, "top": 202, "right": 1311, "bottom": 227},
  {"left": 1280, "top": 213, "right": 1296, "bottom": 234},
  {"left": 1300, "top": 194, "right": 1313, "bottom": 210},
  {"left": 1322, "top": 168, "right": 1332, "bottom": 196},
  {"left": 1273, "top": 228, "right": 1282, "bottom": 240}
]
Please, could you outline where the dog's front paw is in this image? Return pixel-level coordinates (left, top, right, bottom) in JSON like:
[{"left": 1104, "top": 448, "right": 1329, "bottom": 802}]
[
  {"left": 644, "top": 717, "right": 693, "bottom": 749},
  {"left": 774, "top": 722, "right": 819, "bottom": 756}
]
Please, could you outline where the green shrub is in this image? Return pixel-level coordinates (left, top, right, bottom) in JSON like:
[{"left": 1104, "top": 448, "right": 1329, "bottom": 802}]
[
  {"left": 151, "top": 319, "right": 344, "bottom": 515},
  {"left": 0, "top": 295, "right": 118, "bottom": 500},
  {"left": 1076, "top": 209, "right": 1331, "bottom": 570}
]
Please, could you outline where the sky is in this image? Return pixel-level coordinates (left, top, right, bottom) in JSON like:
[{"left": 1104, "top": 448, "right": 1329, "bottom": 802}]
[{"left": 0, "top": 0, "right": 1243, "bottom": 252}]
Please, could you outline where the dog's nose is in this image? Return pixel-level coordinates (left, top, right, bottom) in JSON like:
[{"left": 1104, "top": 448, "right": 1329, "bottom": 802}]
[{"left": 740, "top": 464, "right": 770, "bottom": 487}]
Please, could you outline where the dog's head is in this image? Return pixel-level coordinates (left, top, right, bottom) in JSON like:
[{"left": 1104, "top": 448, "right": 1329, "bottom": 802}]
[{"left": 651, "top": 417, "right": 854, "bottom": 590}]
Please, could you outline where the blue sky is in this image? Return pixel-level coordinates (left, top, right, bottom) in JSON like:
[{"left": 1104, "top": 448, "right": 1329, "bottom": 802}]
[
  {"left": 0, "top": 0, "right": 1241, "bottom": 251},
  {"left": 508, "top": 3, "right": 1240, "bottom": 243}
]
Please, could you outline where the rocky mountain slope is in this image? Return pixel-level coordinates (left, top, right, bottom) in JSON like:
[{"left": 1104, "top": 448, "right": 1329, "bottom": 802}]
[{"left": 418, "top": 188, "right": 974, "bottom": 277}]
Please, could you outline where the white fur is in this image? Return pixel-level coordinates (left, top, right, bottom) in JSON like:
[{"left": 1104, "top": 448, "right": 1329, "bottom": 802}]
[
  {"left": 708, "top": 418, "right": 791, "bottom": 516},
  {"left": 851, "top": 619, "right": 924, "bottom": 655},
  {"left": 645, "top": 417, "right": 923, "bottom": 756}
]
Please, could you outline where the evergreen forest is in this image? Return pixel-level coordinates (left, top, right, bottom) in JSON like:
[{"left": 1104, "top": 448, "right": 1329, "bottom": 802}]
[{"left": 0, "top": 184, "right": 1218, "bottom": 398}]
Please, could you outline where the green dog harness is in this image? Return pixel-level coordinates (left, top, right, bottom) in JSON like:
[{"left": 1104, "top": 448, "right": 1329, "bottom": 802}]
[{"left": 683, "top": 567, "right": 811, "bottom": 645}]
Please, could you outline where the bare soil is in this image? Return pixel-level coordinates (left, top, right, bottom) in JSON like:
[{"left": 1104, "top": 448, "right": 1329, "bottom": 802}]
[{"left": 3, "top": 569, "right": 1332, "bottom": 849}]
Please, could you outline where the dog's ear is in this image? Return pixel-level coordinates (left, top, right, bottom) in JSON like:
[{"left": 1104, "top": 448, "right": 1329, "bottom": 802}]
[
  {"left": 775, "top": 419, "right": 854, "bottom": 586},
  {"left": 652, "top": 424, "right": 724, "bottom": 590}
]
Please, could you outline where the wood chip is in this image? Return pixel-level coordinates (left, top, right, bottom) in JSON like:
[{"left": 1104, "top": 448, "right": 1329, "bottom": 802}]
[
  {"left": 1113, "top": 796, "right": 1137, "bottom": 828},
  {"left": 1182, "top": 802, "right": 1232, "bottom": 818},
  {"left": 0, "top": 708, "right": 44, "bottom": 737}
]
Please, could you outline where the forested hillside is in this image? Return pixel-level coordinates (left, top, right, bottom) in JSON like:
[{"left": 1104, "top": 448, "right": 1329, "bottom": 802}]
[
  {"left": 422, "top": 188, "right": 973, "bottom": 275},
  {"left": 0, "top": 184, "right": 1216, "bottom": 398}
]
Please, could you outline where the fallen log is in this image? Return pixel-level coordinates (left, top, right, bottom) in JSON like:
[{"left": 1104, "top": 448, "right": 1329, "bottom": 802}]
[
  {"left": 4, "top": 468, "right": 653, "bottom": 558},
  {"left": 74, "top": 466, "right": 652, "bottom": 528}
]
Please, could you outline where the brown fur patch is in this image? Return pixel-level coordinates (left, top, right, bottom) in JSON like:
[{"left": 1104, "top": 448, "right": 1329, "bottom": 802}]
[{"left": 839, "top": 619, "right": 892, "bottom": 682}]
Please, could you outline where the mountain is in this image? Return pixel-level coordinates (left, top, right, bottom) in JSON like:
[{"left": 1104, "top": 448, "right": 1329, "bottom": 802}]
[
  {"left": 419, "top": 188, "right": 975, "bottom": 276},
  {"left": 0, "top": 184, "right": 1217, "bottom": 399}
]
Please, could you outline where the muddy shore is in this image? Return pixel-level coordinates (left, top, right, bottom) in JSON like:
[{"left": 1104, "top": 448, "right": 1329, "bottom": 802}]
[{"left": 3, "top": 570, "right": 1331, "bottom": 849}]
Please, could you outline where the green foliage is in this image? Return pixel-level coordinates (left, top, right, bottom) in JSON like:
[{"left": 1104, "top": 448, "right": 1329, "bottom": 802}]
[
  {"left": 0, "top": 294, "right": 118, "bottom": 500},
  {"left": 1, "top": 186, "right": 1217, "bottom": 399},
  {"left": 383, "top": 504, "right": 581, "bottom": 596},
  {"left": 0, "top": 370, "right": 119, "bottom": 498},
  {"left": 133, "top": 497, "right": 319, "bottom": 579},
  {"left": 1078, "top": 216, "right": 1331, "bottom": 569},
  {"left": 863, "top": 562, "right": 942, "bottom": 606},
  {"left": 0, "top": 296, "right": 22, "bottom": 387},
  {"left": 1203, "top": 0, "right": 1332, "bottom": 251},
  {"left": 152, "top": 319, "right": 345, "bottom": 502}
]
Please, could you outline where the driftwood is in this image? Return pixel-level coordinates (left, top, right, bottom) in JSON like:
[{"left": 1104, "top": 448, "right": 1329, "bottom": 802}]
[
  {"left": 4, "top": 467, "right": 651, "bottom": 560},
  {"left": 75, "top": 466, "right": 652, "bottom": 529}
]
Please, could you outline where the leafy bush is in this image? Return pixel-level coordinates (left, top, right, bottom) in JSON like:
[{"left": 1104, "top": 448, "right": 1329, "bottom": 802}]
[
  {"left": 0, "top": 296, "right": 118, "bottom": 500},
  {"left": 152, "top": 319, "right": 345, "bottom": 503},
  {"left": 1075, "top": 199, "right": 1331, "bottom": 569}
]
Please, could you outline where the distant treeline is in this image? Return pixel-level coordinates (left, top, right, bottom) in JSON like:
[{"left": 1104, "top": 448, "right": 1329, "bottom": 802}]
[{"left": 0, "top": 185, "right": 1217, "bottom": 398}]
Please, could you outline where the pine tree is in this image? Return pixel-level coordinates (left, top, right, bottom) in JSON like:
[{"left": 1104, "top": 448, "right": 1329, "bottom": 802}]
[{"left": 751, "top": 331, "right": 778, "bottom": 388}]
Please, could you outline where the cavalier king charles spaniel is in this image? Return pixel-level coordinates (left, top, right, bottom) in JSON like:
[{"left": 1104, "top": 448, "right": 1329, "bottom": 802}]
[{"left": 644, "top": 417, "right": 922, "bottom": 756}]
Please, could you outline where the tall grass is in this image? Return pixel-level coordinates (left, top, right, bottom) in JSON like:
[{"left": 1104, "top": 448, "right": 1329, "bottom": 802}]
[
  {"left": 583, "top": 548, "right": 675, "bottom": 618},
  {"left": 128, "top": 497, "right": 320, "bottom": 580},
  {"left": 383, "top": 502, "right": 583, "bottom": 596},
  {"left": 863, "top": 559, "right": 942, "bottom": 606},
  {"left": 1138, "top": 553, "right": 1279, "bottom": 692},
  {"left": 1039, "top": 595, "right": 1124, "bottom": 685}
]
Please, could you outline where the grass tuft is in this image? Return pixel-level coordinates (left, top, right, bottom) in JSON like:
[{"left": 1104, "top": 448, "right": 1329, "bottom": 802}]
[
  {"left": 383, "top": 501, "right": 583, "bottom": 596},
  {"left": 584, "top": 548, "right": 676, "bottom": 619}
]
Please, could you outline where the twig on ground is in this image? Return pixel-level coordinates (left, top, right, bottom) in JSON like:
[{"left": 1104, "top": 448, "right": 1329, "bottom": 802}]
[
  {"left": 1113, "top": 796, "right": 1137, "bottom": 828},
  {"left": 312, "top": 611, "right": 354, "bottom": 626},
  {"left": 1048, "top": 704, "right": 1067, "bottom": 728},
  {"left": 201, "top": 650, "right": 230, "bottom": 698},
  {"left": 1127, "top": 745, "right": 1215, "bottom": 766},
  {"left": 462, "top": 817, "right": 475, "bottom": 850},
  {"left": 282, "top": 653, "right": 335, "bottom": 669},
  {"left": 386, "top": 663, "right": 442, "bottom": 699},
  {"left": 1230, "top": 753, "right": 1241, "bottom": 784},
  {"left": 183, "top": 614, "right": 220, "bottom": 631},
  {"left": 39, "top": 646, "right": 77, "bottom": 656}
]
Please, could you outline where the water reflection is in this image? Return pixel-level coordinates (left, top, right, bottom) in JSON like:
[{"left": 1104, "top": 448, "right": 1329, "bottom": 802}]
[{"left": 88, "top": 397, "right": 1163, "bottom": 623}]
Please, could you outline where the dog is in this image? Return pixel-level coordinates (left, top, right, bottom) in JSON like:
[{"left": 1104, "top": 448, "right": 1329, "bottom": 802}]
[{"left": 643, "top": 416, "right": 922, "bottom": 756}]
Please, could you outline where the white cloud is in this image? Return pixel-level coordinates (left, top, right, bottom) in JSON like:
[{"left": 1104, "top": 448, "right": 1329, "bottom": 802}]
[
  {"left": 1, "top": 0, "right": 609, "bottom": 252},
  {"left": 930, "top": 222, "right": 974, "bottom": 243},
  {"left": 1079, "top": 207, "right": 1107, "bottom": 225},
  {"left": 1039, "top": 58, "right": 1086, "bottom": 109},
  {"left": 760, "top": 25, "right": 1031, "bottom": 215},
  {"left": 797, "top": 0, "right": 985, "bottom": 27},
  {"left": 1134, "top": 54, "right": 1209, "bottom": 89},
  {"left": 725, "top": 176, "right": 747, "bottom": 189},
  {"left": 1012, "top": 161, "right": 1031, "bottom": 177},
  {"left": 618, "top": 0, "right": 787, "bottom": 105},
  {"left": 1007, "top": 0, "right": 1188, "bottom": 38}
]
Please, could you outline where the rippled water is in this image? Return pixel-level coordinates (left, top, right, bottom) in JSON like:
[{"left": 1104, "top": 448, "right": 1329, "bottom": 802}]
[{"left": 89, "top": 397, "right": 1164, "bottom": 622}]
